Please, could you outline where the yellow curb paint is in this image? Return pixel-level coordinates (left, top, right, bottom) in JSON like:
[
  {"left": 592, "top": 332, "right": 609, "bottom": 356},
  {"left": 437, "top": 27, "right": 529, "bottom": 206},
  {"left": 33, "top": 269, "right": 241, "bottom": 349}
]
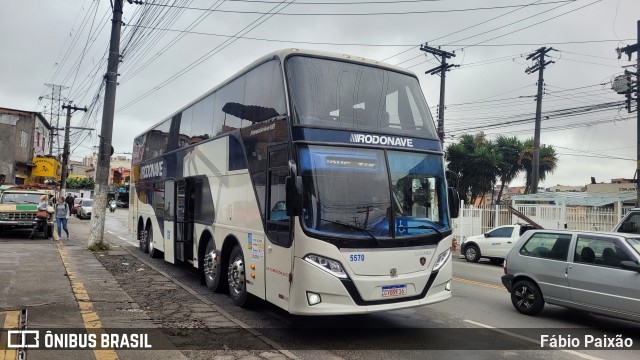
[
  {"left": 0, "top": 311, "right": 20, "bottom": 360},
  {"left": 54, "top": 233, "right": 119, "bottom": 360},
  {"left": 452, "top": 277, "right": 506, "bottom": 290}
]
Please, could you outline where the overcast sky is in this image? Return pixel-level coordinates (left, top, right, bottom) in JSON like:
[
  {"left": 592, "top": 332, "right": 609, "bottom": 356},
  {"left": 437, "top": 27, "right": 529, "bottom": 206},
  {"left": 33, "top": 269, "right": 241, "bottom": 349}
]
[{"left": 1, "top": 0, "right": 638, "bottom": 188}]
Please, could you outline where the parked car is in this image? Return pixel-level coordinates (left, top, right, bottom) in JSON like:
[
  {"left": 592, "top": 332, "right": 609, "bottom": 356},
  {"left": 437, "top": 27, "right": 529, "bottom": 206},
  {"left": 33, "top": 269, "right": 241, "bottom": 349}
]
[
  {"left": 501, "top": 229, "right": 640, "bottom": 322},
  {"left": 71, "top": 198, "right": 82, "bottom": 215},
  {"left": 612, "top": 208, "right": 640, "bottom": 234},
  {"left": 461, "top": 224, "right": 536, "bottom": 264},
  {"left": 77, "top": 199, "right": 94, "bottom": 219}
]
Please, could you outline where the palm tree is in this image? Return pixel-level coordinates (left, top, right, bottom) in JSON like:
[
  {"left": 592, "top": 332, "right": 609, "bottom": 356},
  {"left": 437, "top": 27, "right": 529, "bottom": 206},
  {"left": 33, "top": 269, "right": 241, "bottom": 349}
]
[
  {"left": 518, "top": 139, "right": 558, "bottom": 193},
  {"left": 495, "top": 136, "right": 524, "bottom": 204}
]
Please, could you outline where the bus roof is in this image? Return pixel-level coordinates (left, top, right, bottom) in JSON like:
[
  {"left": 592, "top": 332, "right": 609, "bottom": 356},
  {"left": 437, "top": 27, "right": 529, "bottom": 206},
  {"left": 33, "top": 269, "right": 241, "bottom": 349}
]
[{"left": 134, "top": 48, "right": 420, "bottom": 138}]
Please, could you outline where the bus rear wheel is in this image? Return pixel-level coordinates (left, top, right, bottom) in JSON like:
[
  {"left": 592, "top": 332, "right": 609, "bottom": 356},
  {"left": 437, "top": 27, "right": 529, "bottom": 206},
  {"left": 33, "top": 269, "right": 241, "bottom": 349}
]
[
  {"left": 227, "top": 244, "right": 254, "bottom": 308},
  {"left": 204, "top": 240, "right": 223, "bottom": 292}
]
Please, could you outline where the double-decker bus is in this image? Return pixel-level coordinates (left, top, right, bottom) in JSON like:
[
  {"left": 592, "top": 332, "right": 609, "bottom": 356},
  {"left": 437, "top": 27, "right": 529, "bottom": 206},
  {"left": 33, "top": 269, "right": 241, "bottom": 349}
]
[{"left": 130, "top": 49, "right": 459, "bottom": 315}]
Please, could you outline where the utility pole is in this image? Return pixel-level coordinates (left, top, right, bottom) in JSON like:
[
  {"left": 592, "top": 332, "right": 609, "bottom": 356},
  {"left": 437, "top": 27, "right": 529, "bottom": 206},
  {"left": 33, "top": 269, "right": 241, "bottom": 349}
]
[
  {"left": 60, "top": 103, "right": 87, "bottom": 194},
  {"left": 420, "top": 44, "right": 458, "bottom": 145},
  {"left": 42, "top": 84, "right": 67, "bottom": 155},
  {"left": 525, "top": 47, "right": 555, "bottom": 194},
  {"left": 89, "top": 0, "right": 126, "bottom": 247},
  {"left": 615, "top": 20, "right": 639, "bottom": 205}
]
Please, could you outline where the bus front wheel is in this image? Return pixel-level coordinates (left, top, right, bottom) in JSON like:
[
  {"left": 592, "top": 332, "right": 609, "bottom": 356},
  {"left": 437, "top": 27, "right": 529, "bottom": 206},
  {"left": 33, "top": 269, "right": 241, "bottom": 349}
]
[{"left": 227, "top": 244, "right": 254, "bottom": 308}]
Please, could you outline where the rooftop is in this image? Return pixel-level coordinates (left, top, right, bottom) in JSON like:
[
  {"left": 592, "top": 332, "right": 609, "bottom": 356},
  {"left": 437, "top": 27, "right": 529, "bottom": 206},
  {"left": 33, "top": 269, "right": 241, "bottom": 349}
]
[{"left": 512, "top": 191, "right": 637, "bottom": 207}]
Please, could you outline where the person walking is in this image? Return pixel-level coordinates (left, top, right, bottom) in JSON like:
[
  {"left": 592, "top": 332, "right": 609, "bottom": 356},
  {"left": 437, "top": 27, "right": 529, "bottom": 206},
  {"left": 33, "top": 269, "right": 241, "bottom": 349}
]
[
  {"left": 65, "top": 193, "right": 74, "bottom": 214},
  {"left": 30, "top": 195, "right": 49, "bottom": 239},
  {"left": 55, "top": 196, "right": 70, "bottom": 240}
]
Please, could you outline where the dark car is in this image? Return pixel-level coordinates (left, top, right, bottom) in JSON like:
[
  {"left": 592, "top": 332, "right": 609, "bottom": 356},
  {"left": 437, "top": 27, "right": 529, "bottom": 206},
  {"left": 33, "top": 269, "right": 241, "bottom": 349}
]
[{"left": 71, "top": 198, "right": 81, "bottom": 215}]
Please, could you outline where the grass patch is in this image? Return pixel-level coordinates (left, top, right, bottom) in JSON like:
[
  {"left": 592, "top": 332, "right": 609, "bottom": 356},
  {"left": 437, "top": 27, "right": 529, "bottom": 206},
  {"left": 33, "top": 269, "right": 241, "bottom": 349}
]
[{"left": 88, "top": 241, "right": 110, "bottom": 252}]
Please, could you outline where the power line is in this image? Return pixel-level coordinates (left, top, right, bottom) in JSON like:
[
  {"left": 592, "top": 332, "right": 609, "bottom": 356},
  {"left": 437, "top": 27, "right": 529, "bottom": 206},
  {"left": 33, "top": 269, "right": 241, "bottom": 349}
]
[
  {"left": 449, "top": 0, "right": 603, "bottom": 52},
  {"left": 145, "top": 1, "right": 574, "bottom": 16},
  {"left": 117, "top": 0, "right": 297, "bottom": 113},
  {"left": 381, "top": 0, "right": 550, "bottom": 62}
]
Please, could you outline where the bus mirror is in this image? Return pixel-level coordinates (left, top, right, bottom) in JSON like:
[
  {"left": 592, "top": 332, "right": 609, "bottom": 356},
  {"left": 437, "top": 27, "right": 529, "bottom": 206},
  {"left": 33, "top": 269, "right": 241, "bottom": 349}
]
[
  {"left": 448, "top": 187, "right": 460, "bottom": 219},
  {"left": 285, "top": 176, "right": 303, "bottom": 216}
]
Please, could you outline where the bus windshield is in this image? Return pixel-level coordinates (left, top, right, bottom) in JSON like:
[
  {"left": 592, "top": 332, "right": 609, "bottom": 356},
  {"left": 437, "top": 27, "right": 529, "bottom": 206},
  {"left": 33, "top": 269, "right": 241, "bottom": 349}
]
[
  {"left": 299, "top": 145, "right": 449, "bottom": 242},
  {"left": 286, "top": 56, "right": 437, "bottom": 139}
]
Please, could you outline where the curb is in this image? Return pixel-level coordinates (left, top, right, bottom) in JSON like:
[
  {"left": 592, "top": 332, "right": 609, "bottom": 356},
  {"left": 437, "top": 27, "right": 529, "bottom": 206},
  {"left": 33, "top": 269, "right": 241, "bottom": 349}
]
[{"left": 103, "top": 234, "right": 299, "bottom": 360}]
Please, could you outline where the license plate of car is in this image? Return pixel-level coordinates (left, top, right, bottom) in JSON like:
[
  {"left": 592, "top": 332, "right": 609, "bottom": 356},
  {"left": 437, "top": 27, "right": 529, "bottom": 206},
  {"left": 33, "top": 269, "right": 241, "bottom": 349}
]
[
  {"left": 18, "top": 222, "right": 32, "bottom": 226},
  {"left": 382, "top": 284, "right": 407, "bottom": 297}
]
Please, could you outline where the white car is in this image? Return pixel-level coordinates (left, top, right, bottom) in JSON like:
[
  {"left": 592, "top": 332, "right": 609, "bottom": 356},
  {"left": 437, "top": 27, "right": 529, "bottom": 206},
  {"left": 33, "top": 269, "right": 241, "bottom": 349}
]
[
  {"left": 461, "top": 224, "right": 535, "bottom": 264},
  {"left": 77, "top": 199, "right": 94, "bottom": 219}
]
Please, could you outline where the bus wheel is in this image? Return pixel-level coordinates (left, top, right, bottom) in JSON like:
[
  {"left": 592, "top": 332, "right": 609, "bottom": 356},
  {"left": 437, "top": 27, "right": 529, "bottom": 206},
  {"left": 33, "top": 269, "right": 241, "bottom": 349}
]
[
  {"left": 139, "top": 229, "right": 148, "bottom": 253},
  {"left": 203, "top": 240, "right": 223, "bottom": 292},
  {"left": 148, "top": 226, "right": 159, "bottom": 258},
  {"left": 227, "top": 244, "right": 253, "bottom": 307}
]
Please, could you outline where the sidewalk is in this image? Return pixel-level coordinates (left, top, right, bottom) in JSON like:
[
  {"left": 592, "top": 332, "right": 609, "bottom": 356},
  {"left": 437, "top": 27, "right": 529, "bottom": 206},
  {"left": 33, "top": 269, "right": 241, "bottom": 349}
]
[{"left": 1, "top": 216, "right": 293, "bottom": 360}]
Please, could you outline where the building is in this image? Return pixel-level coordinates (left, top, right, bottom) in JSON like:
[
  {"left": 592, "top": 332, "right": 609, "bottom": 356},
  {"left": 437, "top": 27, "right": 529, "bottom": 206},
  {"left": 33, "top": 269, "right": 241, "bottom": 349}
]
[
  {"left": 586, "top": 178, "right": 637, "bottom": 193},
  {"left": 547, "top": 184, "right": 584, "bottom": 192},
  {"left": 81, "top": 153, "right": 130, "bottom": 185},
  {"left": 67, "top": 159, "right": 91, "bottom": 179},
  {"left": 0, "top": 107, "right": 56, "bottom": 185}
]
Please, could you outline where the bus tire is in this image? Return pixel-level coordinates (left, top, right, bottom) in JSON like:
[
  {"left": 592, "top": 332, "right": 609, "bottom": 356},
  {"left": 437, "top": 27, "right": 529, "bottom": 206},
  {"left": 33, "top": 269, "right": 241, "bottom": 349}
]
[
  {"left": 203, "top": 240, "right": 223, "bottom": 292},
  {"left": 139, "top": 227, "right": 148, "bottom": 253},
  {"left": 227, "top": 244, "right": 254, "bottom": 308},
  {"left": 148, "top": 225, "right": 160, "bottom": 258}
]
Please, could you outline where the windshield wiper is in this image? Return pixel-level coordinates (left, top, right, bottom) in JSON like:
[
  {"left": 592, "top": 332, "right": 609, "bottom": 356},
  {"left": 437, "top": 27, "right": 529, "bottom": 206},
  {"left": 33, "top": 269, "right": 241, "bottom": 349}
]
[
  {"left": 320, "top": 218, "right": 381, "bottom": 246},
  {"left": 396, "top": 224, "right": 442, "bottom": 236}
]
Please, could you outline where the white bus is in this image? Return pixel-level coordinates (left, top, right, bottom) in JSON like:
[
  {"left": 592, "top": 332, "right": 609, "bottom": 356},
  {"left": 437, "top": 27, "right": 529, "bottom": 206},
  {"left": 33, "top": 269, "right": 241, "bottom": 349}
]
[{"left": 130, "top": 49, "right": 460, "bottom": 315}]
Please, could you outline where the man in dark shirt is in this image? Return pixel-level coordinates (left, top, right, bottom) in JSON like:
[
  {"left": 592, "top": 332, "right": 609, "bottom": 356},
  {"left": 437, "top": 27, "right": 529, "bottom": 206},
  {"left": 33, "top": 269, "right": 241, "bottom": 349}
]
[{"left": 65, "top": 193, "right": 75, "bottom": 213}]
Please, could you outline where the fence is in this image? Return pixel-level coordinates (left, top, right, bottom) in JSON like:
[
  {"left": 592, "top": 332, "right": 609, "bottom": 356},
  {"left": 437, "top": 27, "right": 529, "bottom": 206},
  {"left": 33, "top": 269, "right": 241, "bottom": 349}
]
[{"left": 452, "top": 203, "right": 625, "bottom": 244}]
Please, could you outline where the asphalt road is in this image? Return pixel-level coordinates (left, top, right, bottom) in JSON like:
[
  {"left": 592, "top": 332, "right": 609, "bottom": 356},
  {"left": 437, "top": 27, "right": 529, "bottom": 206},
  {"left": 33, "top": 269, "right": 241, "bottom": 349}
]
[{"left": 87, "top": 210, "right": 640, "bottom": 359}]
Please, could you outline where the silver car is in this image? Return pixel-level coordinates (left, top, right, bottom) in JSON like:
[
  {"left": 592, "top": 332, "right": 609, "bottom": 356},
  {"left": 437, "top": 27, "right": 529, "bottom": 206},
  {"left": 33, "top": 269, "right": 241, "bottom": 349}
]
[{"left": 501, "top": 230, "right": 640, "bottom": 322}]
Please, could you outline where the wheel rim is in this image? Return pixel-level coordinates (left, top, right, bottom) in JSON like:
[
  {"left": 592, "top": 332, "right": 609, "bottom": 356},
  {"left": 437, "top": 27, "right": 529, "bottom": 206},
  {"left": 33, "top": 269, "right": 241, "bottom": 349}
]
[
  {"left": 204, "top": 249, "right": 218, "bottom": 281},
  {"left": 228, "top": 256, "right": 245, "bottom": 296},
  {"left": 139, "top": 229, "right": 146, "bottom": 251},
  {"left": 148, "top": 229, "right": 153, "bottom": 252},
  {"left": 514, "top": 285, "right": 536, "bottom": 310},
  {"left": 466, "top": 247, "right": 476, "bottom": 260}
]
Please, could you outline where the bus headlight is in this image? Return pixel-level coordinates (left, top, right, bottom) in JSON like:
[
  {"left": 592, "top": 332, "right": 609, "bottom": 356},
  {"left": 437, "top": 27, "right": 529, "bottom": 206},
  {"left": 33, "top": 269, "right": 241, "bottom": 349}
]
[
  {"left": 304, "top": 254, "right": 347, "bottom": 279},
  {"left": 432, "top": 248, "right": 451, "bottom": 272}
]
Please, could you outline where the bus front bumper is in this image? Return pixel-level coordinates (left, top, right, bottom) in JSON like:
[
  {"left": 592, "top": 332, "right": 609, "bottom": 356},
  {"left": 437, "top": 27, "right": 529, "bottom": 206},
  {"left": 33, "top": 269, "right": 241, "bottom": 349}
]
[{"left": 287, "top": 254, "right": 452, "bottom": 315}]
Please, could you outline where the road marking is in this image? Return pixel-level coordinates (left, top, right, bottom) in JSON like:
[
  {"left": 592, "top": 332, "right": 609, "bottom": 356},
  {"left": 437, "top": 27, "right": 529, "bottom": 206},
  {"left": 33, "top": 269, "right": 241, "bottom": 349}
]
[
  {"left": 53, "top": 231, "right": 119, "bottom": 360},
  {"left": 464, "top": 319, "right": 602, "bottom": 360},
  {"left": 117, "top": 235, "right": 137, "bottom": 247},
  {"left": 453, "top": 277, "right": 505, "bottom": 290},
  {"left": 0, "top": 311, "right": 20, "bottom": 360}
]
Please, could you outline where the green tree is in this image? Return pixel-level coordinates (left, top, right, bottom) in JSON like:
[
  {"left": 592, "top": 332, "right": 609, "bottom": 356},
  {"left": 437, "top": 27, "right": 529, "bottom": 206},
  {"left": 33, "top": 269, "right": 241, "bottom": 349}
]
[
  {"left": 66, "top": 177, "right": 95, "bottom": 190},
  {"left": 518, "top": 139, "right": 558, "bottom": 194},
  {"left": 446, "top": 133, "right": 502, "bottom": 204},
  {"left": 495, "top": 136, "right": 524, "bottom": 204}
]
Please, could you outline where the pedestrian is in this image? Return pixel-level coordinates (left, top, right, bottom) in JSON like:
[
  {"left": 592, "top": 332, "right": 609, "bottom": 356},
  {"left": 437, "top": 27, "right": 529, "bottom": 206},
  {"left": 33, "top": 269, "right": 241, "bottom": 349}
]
[
  {"left": 30, "top": 195, "right": 49, "bottom": 239},
  {"left": 65, "top": 193, "right": 74, "bottom": 213},
  {"left": 55, "top": 196, "right": 70, "bottom": 240}
]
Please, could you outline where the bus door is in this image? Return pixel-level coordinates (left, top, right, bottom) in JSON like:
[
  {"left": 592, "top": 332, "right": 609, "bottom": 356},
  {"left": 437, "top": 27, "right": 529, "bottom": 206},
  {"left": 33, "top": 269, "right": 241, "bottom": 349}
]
[
  {"left": 175, "top": 178, "right": 195, "bottom": 263},
  {"left": 163, "top": 179, "right": 176, "bottom": 264},
  {"left": 264, "top": 145, "right": 294, "bottom": 309}
]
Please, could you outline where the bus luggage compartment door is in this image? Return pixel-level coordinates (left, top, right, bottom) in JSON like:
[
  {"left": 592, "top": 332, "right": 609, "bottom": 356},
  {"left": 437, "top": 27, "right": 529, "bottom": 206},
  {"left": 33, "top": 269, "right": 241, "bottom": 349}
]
[{"left": 175, "top": 178, "right": 195, "bottom": 263}]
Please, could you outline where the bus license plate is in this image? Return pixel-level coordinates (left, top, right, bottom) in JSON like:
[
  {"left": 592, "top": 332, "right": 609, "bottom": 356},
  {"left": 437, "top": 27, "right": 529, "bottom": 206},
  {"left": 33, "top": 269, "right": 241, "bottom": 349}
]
[{"left": 382, "top": 285, "right": 407, "bottom": 297}]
